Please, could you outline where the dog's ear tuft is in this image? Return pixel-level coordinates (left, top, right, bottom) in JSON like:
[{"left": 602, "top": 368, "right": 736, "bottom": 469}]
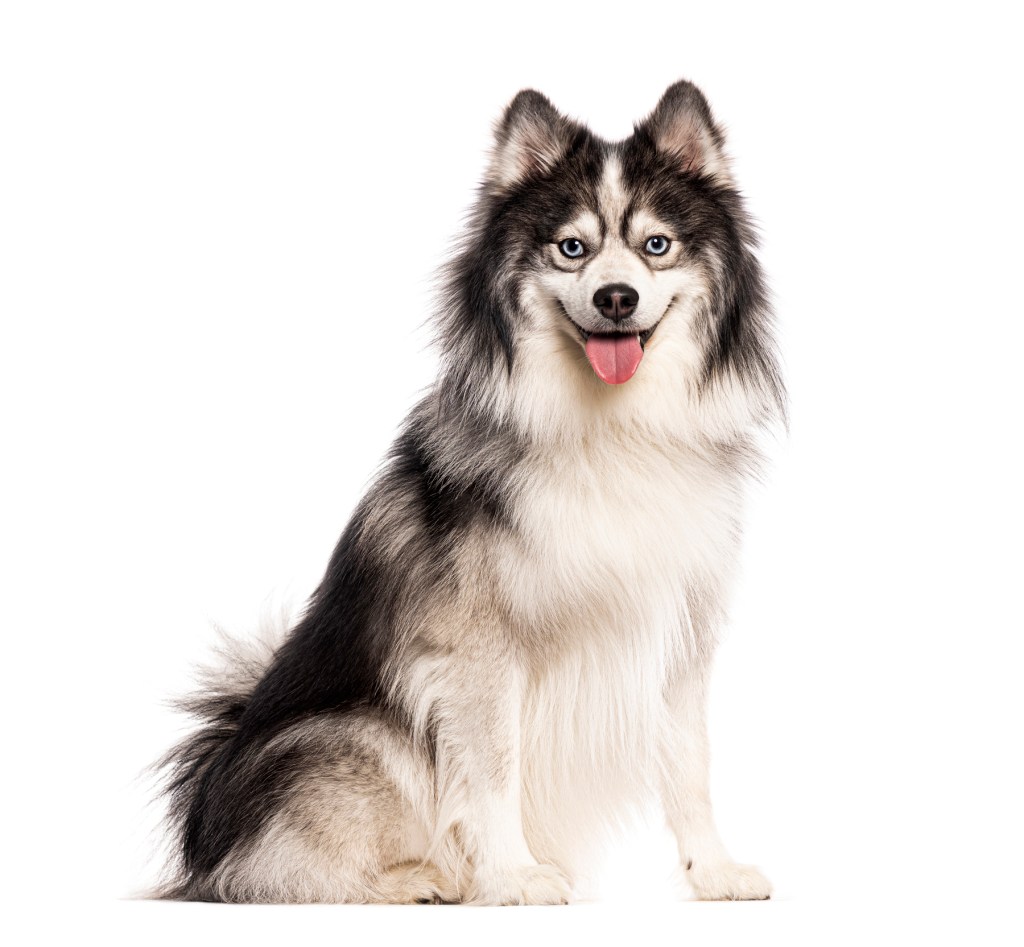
[
  {"left": 639, "top": 81, "right": 731, "bottom": 184},
  {"left": 488, "top": 90, "right": 576, "bottom": 192}
]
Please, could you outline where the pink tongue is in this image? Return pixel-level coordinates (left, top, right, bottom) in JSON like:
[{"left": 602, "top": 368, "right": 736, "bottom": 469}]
[{"left": 584, "top": 334, "right": 644, "bottom": 385}]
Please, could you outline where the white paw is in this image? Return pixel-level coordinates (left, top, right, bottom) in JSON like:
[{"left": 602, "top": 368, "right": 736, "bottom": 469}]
[
  {"left": 469, "top": 863, "right": 572, "bottom": 905},
  {"left": 687, "top": 860, "right": 772, "bottom": 901},
  {"left": 377, "top": 862, "right": 460, "bottom": 904}
]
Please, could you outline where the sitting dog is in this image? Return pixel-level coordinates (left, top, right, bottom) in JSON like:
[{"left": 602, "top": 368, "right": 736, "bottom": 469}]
[{"left": 157, "top": 80, "right": 785, "bottom": 904}]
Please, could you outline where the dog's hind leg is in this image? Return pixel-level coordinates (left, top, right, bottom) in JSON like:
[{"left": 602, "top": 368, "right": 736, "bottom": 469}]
[{"left": 200, "top": 710, "right": 459, "bottom": 903}]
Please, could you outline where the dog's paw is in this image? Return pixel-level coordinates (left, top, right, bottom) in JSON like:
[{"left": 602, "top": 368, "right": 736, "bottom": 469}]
[
  {"left": 687, "top": 860, "right": 772, "bottom": 901},
  {"left": 469, "top": 863, "right": 572, "bottom": 906},
  {"left": 376, "top": 861, "right": 461, "bottom": 904}
]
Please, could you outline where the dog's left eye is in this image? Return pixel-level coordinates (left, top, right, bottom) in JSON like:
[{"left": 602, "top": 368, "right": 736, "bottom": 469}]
[
  {"left": 645, "top": 235, "right": 670, "bottom": 255},
  {"left": 558, "top": 238, "right": 586, "bottom": 259}
]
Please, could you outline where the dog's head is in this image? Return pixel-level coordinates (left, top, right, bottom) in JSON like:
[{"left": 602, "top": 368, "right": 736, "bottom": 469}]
[{"left": 441, "top": 82, "right": 784, "bottom": 436}]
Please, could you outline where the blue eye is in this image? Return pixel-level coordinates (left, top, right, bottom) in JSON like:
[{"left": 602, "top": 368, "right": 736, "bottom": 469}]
[
  {"left": 645, "top": 235, "right": 670, "bottom": 255},
  {"left": 559, "top": 238, "right": 585, "bottom": 259}
]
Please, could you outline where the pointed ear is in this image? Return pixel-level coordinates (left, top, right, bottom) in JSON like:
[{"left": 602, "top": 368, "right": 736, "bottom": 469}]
[
  {"left": 487, "top": 90, "right": 577, "bottom": 192},
  {"left": 640, "top": 81, "right": 731, "bottom": 183}
]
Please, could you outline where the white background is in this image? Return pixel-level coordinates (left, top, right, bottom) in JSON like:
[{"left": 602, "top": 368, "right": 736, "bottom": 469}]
[{"left": 2, "top": 1, "right": 1022, "bottom": 944}]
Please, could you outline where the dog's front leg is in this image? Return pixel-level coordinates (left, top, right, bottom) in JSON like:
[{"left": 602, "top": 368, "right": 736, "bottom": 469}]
[
  {"left": 660, "top": 661, "right": 772, "bottom": 900},
  {"left": 415, "top": 647, "right": 570, "bottom": 905}
]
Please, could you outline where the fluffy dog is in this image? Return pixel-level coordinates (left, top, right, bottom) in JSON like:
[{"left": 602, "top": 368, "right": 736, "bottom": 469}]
[{"left": 157, "top": 80, "right": 785, "bottom": 904}]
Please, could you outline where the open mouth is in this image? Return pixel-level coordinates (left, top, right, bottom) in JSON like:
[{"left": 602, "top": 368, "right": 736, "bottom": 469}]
[{"left": 558, "top": 299, "right": 673, "bottom": 385}]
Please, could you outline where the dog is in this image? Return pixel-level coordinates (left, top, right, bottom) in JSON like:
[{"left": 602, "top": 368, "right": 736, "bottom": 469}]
[{"left": 156, "top": 80, "right": 785, "bottom": 905}]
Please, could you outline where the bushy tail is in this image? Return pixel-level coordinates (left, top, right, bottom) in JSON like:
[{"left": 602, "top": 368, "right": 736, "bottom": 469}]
[{"left": 152, "top": 614, "right": 289, "bottom": 898}]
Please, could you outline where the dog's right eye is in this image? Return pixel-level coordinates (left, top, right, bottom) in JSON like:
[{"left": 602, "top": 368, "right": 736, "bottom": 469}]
[{"left": 558, "top": 238, "right": 585, "bottom": 259}]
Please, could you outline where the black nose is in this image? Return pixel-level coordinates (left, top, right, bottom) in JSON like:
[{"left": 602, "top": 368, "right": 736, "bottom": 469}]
[{"left": 593, "top": 283, "right": 639, "bottom": 323}]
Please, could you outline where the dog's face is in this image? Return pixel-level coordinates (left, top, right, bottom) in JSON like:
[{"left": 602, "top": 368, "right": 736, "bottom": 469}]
[
  {"left": 442, "top": 82, "right": 782, "bottom": 435},
  {"left": 529, "top": 156, "right": 714, "bottom": 387},
  {"left": 499, "top": 83, "right": 735, "bottom": 386}
]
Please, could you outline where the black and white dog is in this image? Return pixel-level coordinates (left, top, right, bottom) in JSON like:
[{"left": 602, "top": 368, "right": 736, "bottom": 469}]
[{"left": 158, "top": 81, "right": 785, "bottom": 904}]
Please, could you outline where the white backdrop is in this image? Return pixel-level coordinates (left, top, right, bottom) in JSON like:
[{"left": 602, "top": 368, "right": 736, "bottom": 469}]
[{"left": 2, "top": 2, "right": 1022, "bottom": 944}]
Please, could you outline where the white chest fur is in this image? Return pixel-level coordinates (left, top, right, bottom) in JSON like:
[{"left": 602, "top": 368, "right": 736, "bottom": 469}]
[
  {"left": 501, "top": 433, "right": 745, "bottom": 875},
  {"left": 505, "top": 433, "right": 743, "bottom": 628}
]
